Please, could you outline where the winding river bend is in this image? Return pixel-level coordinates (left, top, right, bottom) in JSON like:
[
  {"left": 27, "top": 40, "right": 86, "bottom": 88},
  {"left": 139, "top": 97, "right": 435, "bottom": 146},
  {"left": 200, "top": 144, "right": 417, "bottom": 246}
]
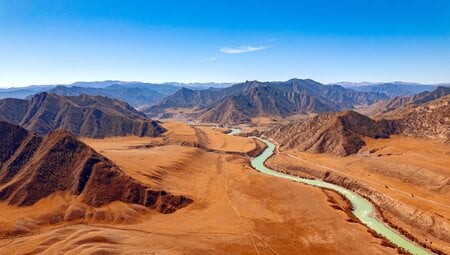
[{"left": 229, "top": 129, "right": 432, "bottom": 255}]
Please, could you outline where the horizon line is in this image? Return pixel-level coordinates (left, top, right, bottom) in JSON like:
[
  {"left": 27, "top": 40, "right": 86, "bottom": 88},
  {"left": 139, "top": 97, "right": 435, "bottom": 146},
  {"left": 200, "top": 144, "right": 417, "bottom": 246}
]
[{"left": 1, "top": 78, "right": 448, "bottom": 89}]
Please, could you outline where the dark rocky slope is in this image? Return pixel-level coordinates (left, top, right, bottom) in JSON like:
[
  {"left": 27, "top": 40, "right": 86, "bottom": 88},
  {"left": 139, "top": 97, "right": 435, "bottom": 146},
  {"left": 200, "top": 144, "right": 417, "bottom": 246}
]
[{"left": 0, "top": 121, "right": 191, "bottom": 213}]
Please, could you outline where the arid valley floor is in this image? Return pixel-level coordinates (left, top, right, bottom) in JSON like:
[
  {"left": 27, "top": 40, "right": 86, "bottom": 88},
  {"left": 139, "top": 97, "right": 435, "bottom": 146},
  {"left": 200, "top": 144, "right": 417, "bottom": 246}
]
[{"left": 1, "top": 121, "right": 448, "bottom": 255}]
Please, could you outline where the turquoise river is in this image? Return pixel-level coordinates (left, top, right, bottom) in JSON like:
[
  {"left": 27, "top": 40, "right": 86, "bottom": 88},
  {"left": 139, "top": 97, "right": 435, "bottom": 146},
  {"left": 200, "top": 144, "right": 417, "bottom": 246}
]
[{"left": 229, "top": 128, "right": 433, "bottom": 255}]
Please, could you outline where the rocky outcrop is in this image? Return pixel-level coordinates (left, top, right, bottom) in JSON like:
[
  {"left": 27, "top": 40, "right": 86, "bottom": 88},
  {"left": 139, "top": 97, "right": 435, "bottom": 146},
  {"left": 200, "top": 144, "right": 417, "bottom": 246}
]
[
  {"left": 0, "top": 92, "right": 165, "bottom": 138},
  {"left": 265, "top": 111, "right": 390, "bottom": 156},
  {"left": 0, "top": 121, "right": 192, "bottom": 213},
  {"left": 386, "top": 94, "right": 450, "bottom": 141}
]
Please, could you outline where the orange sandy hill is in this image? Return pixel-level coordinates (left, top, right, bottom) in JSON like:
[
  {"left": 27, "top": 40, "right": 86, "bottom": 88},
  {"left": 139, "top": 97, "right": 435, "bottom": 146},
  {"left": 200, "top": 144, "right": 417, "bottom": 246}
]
[
  {"left": 0, "top": 92, "right": 165, "bottom": 138},
  {"left": 0, "top": 121, "right": 191, "bottom": 212}
]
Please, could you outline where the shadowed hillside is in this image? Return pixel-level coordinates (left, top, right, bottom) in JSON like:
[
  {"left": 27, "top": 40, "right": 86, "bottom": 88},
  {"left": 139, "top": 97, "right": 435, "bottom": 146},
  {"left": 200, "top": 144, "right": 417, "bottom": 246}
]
[
  {"left": 0, "top": 92, "right": 165, "bottom": 138},
  {"left": 0, "top": 121, "right": 192, "bottom": 212}
]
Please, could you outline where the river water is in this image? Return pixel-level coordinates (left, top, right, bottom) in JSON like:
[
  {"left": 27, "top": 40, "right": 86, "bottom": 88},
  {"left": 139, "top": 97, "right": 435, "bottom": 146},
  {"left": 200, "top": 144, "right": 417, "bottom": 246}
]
[
  {"left": 228, "top": 128, "right": 432, "bottom": 255},
  {"left": 227, "top": 128, "right": 242, "bottom": 136}
]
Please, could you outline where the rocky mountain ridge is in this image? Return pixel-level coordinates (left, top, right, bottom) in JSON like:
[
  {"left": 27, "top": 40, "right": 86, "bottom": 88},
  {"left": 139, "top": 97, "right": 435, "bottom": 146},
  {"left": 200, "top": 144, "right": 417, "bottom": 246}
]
[
  {"left": 147, "top": 79, "right": 389, "bottom": 124},
  {"left": 0, "top": 92, "right": 165, "bottom": 138}
]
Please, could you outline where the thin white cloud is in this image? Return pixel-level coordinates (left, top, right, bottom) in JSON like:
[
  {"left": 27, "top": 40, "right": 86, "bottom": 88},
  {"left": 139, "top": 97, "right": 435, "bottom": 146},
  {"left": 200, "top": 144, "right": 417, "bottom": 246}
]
[{"left": 220, "top": 45, "right": 273, "bottom": 54}]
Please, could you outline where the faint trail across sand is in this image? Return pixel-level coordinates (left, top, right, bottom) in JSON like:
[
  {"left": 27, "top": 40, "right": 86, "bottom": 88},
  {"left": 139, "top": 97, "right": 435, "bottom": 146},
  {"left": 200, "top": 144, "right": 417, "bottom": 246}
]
[
  {"left": 221, "top": 156, "right": 281, "bottom": 255},
  {"left": 221, "top": 156, "right": 260, "bottom": 255}
]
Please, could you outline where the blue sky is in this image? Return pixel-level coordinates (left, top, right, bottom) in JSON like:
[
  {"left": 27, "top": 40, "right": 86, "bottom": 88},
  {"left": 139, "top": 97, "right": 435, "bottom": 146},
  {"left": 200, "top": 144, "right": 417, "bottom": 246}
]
[{"left": 1, "top": 0, "right": 449, "bottom": 87}]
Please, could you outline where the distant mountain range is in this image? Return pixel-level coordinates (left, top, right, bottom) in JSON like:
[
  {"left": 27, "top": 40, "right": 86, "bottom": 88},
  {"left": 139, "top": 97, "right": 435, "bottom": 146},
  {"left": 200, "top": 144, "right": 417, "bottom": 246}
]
[
  {"left": 0, "top": 81, "right": 233, "bottom": 106},
  {"left": 0, "top": 92, "right": 165, "bottom": 138},
  {"left": 47, "top": 84, "right": 176, "bottom": 108},
  {"left": 147, "top": 79, "right": 389, "bottom": 124},
  {"left": 0, "top": 121, "right": 192, "bottom": 212},
  {"left": 1, "top": 80, "right": 447, "bottom": 111},
  {"left": 334, "top": 82, "right": 447, "bottom": 97},
  {"left": 1, "top": 80, "right": 448, "bottom": 125},
  {"left": 162, "top": 82, "right": 234, "bottom": 90},
  {"left": 358, "top": 86, "right": 450, "bottom": 118},
  {"left": 0, "top": 85, "right": 56, "bottom": 99}
]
